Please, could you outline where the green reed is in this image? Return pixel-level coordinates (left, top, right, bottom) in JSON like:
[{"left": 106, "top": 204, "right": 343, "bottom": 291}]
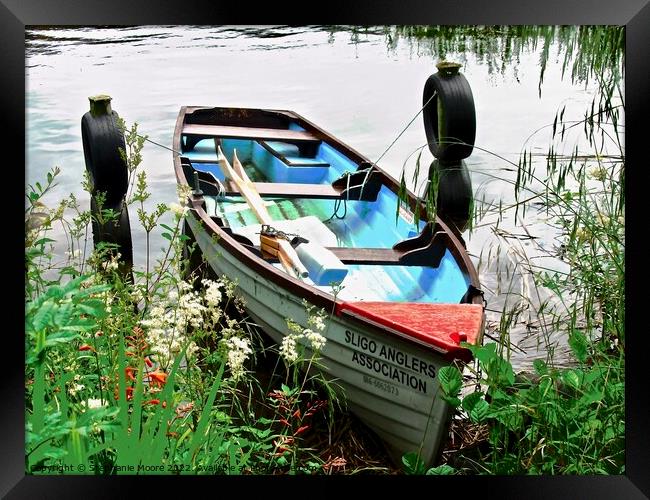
[{"left": 393, "top": 25, "right": 624, "bottom": 474}]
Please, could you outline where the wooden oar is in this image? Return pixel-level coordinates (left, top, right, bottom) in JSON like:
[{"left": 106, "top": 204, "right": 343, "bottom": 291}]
[{"left": 216, "top": 147, "right": 309, "bottom": 279}]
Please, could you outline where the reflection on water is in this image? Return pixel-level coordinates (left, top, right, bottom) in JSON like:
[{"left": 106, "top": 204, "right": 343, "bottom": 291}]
[{"left": 25, "top": 26, "right": 621, "bottom": 372}]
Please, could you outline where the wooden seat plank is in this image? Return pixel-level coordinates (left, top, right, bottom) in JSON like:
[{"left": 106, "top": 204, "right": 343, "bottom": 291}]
[
  {"left": 247, "top": 245, "right": 444, "bottom": 266},
  {"left": 183, "top": 124, "right": 319, "bottom": 142},
  {"left": 223, "top": 180, "right": 342, "bottom": 199},
  {"left": 327, "top": 247, "right": 404, "bottom": 265}
]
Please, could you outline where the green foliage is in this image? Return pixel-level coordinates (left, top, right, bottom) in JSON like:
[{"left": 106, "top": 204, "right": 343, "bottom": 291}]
[
  {"left": 25, "top": 121, "right": 339, "bottom": 475},
  {"left": 399, "top": 26, "right": 624, "bottom": 475},
  {"left": 402, "top": 451, "right": 426, "bottom": 474},
  {"left": 437, "top": 340, "right": 624, "bottom": 474}
]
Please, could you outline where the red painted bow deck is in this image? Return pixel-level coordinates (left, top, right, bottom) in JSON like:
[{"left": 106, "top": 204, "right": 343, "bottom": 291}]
[{"left": 337, "top": 302, "right": 484, "bottom": 360}]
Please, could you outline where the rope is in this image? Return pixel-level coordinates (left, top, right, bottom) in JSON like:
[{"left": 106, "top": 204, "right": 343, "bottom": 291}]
[
  {"left": 324, "top": 170, "right": 351, "bottom": 222},
  {"left": 142, "top": 136, "right": 182, "bottom": 155},
  {"left": 359, "top": 91, "right": 437, "bottom": 199}
]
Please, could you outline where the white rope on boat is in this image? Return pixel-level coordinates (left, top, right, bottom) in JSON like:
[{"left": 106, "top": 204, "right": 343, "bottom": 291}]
[{"left": 358, "top": 91, "right": 437, "bottom": 200}]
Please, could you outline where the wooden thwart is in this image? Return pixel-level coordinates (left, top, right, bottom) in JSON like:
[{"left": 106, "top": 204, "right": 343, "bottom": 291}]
[
  {"left": 252, "top": 231, "right": 448, "bottom": 267},
  {"left": 222, "top": 180, "right": 342, "bottom": 199},
  {"left": 184, "top": 124, "right": 319, "bottom": 142}
]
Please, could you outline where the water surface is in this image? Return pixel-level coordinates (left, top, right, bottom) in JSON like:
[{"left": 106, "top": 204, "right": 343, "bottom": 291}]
[{"left": 26, "top": 25, "right": 610, "bottom": 371}]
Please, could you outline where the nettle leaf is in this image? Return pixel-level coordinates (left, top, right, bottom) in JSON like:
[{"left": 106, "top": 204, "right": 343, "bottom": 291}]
[
  {"left": 31, "top": 300, "right": 56, "bottom": 332},
  {"left": 533, "top": 359, "right": 548, "bottom": 376},
  {"left": 33, "top": 237, "right": 56, "bottom": 247},
  {"left": 487, "top": 388, "right": 510, "bottom": 403},
  {"left": 472, "top": 342, "right": 498, "bottom": 366},
  {"left": 426, "top": 464, "right": 456, "bottom": 475},
  {"left": 500, "top": 359, "right": 516, "bottom": 386},
  {"left": 500, "top": 407, "right": 524, "bottom": 431},
  {"left": 443, "top": 396, "right": 462, "bottom": 407},
  {"left": 563, "top": 369, "right": 583, "bottom": 391},
  {"left": 402, "top": 452, "right": 426, "bottom": 474},
  {"left": 44, "top": 330, "right": 80, "bottom": 348},
  {"left": 53, "top": 301, "right": 73, "bottom": 326},
  {"left": 76, "top": 300, "right": 107, "bottom": 318},
  {"left": 61, "top": 317, "right": 97, "bottom": 331},
  {"left": 569, "top": 330, "right": 589, "bottom": 363},
  {"left": 461, "top": 391, "right": 484, "bottom": 413},
  {"left": 469, "top": 398, "right": 490, "bottom": 423},
  {"left": 581, "top": 390, "right": 604, "bottom": 406},
  {"left": 438, "top": 366, "right": 462, "bottom": 397},
  {"left": 59, "top": 275, "right": 89, "bottom": 297},
  {"left": 72, "top": 283, "right": 111, "bottom": 300}
]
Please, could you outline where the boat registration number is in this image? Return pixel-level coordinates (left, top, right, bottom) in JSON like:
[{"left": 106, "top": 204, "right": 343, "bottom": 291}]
[{"left": 363, "top": 374, "right": 400, "bottom": 396}]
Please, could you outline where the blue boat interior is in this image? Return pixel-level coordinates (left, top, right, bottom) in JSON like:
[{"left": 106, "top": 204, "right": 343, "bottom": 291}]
[{"left": 181, "top": 128, "right": 471, "bottom": 304}]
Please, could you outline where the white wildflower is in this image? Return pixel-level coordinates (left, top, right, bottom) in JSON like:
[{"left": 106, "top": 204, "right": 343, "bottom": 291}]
[
  {"left": 177, "top": 183, "right": 193, "bottom": 201},
  {"left": 303, "top": 328, "right": 326, "bottom": 351},
  {"left": 140, "top": 282, "right": 205, "bottom": 365},
  {"left": 208, "top": 306, "right": 222, "bottom": 325},
  {"left": 309, "top": 314, "right": 326, "bottom": 332},
  {"left": 86, "top": 398, "right": 106, "bottom": 409},
  {"left": 202, "top": 278, "right": 223, "bottom": 307},
  {"left": 169, "top": 201, "right": 189, "bottom": 217},
  {"left": 69, "top": 383, "right": 85, "bottom": 396},
  {"left": 100, "top": 253, "right": 121, "bottom": 272},
  {"left": 223, "top": 336, "right": 252, "bottom": 381},
  {"left": 280, "top": 335, "right": 299, "bottom": 364},
  {"left": 221, "top": 276, "right": 238, "bottom": 299},
  {"left": 186, "top": 341, "right": 199, "bottom": 360},
  {"left": 130, "top": 286, "right": 145, "bottom": 304}
]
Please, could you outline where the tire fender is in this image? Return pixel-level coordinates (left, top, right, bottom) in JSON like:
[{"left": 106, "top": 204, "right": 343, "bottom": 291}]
[
  {"left": 423, "top": 67, "right": 476, "bottom": 163},
  {"left": 428, "top": 159, "right": 473, "bottom": 233},
  {"left": 81, "top": 109, "right": 129, "bottom": 205},
  {"left": 90, "top": 195, "right": 134, "bottom": 277}
]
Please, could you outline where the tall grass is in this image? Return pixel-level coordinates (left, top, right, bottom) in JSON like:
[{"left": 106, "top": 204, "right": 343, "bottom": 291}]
[
  {"left": 395, "top": 26, "right": 624, "bottom": 474},
  {"left": 24, "top": 123, "right": 343, "bottom": 475}
]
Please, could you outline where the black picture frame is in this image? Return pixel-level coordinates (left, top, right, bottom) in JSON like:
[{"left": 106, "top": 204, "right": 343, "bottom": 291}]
[{"left": 6, "top": 1, "right": 648, "bottom": 497}]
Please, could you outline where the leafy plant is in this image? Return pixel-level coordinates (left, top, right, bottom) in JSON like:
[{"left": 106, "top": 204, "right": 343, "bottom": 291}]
[
  {"left": 25, "top": 122, "right": 342, "bottom": 475},
  {"left": 438, "top": 338, "right": 623, "bottom": 474}
]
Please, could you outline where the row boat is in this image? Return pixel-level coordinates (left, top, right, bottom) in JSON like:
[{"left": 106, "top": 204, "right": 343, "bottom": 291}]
[
  {"left": 170, "top": 67, "right": 484, "bottom": 466},
  {"left": 82, "top": 64, "right": 485, "bottom": 467}
]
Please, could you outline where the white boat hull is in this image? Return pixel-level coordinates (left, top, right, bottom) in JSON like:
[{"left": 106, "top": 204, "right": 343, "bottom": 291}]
[{"left": 188, "top": 215, "right": 453, "bottom": 466}]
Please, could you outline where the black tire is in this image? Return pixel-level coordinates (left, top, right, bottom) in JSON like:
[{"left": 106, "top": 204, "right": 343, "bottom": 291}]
[
  {"left": 81, "top": 110, "right": 129, "bottom": 206},
  {"left": 428, "top": 160, "right": 473, "bottom": 233},
  {"left": 422, "top": 71, "right": 476, "bottom": 163},
  {"left": 90, "top": 195, "right": 133, "bottom": 277}
]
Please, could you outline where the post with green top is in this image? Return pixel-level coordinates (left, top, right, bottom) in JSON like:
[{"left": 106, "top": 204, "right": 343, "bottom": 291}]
[
  {"left": 82, "top": 93, "right": 135, "bottom": 285},
  {"left": 435, "top": 61, "right": 462, "bottom": 78},
  {"left": 89, "top": 94, "right": 113, "bottom": 117}
]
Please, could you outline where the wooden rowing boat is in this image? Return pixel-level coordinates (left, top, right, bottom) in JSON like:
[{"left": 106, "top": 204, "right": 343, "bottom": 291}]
[{"left": 171, "top": 68, "right": 484, "bottom": 466}]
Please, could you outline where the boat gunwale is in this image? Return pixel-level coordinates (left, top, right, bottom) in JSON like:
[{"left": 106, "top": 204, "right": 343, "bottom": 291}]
[{"left": 173, "top": 105, "right": 485, "bottom": 360}]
